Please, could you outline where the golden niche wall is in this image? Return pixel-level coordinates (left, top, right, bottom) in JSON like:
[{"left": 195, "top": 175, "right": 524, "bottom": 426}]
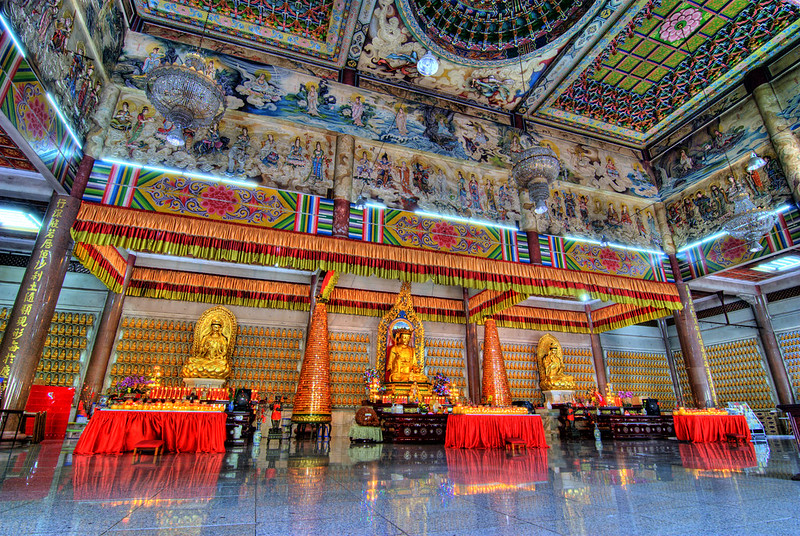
[{"left": 606, "top": 350, "right": 676, "bottom": 408}]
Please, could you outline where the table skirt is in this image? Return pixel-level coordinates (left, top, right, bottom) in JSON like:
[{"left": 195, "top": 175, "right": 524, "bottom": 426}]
[
  {"left": 673, "top": 414, "right": 751, "bottom": 443},
  {"left": 445, "top": 414, "right": 548, "bottom": 449},
  {"left": 74, "top": 410, "right": 227, "bottom": 455}
]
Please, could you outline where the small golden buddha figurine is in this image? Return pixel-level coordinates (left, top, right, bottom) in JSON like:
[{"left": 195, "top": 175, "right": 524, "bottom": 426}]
[{"left": 387, "top": 328, "right": 428, "bottom": 384}]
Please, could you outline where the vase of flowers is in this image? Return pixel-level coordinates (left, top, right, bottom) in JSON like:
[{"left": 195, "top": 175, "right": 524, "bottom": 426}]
[
  {"left": 116, "top": 375, "right": 153, "bottom": 398},
  {"left": 618, "top": 391, "right": 634, "bottom": 407}
]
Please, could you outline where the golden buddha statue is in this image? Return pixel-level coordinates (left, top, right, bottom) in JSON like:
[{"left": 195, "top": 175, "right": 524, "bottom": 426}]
[
  {"left": 182, "top": 306, "right": 238, "bottom": 380},
  {"left": 377, "top": 283, "right": 433, "bottom": 398},
  {"left": 536, "top": 334, "right": 575, "bottom": 391},
  {"left": 387, "top": 328, "right": 428, "bottom": 384}
]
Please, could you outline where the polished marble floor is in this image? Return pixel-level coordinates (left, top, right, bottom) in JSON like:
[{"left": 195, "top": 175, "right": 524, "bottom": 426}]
[{"left": 0, "top": 435, "right": 799, "bottom": 536}]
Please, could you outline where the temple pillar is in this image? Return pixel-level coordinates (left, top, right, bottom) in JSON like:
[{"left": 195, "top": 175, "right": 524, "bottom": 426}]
[
  {"left": 669, "top": 254, "right": 716, "bottom": 408},
  {"left": 332, "top": 134, "right": 355, "bottom": 238},
  {"left": 657, "top": 317, "right": 685, "bottom": 407},
  {"left": 746, "top": 68, "right": 800, "bottom": 205},
  {"left": 481, "top": 318, "right": 512, "bottom": 406},
  {"left": 585, "top": 305, "right": 608, "bottom": 394},
  {"left": 83, "top": 83, "right": 121, "bottom": 158},
  {"left": 654, "top": 202, "right": 676, "bottom": 255},
  {"left": 741, "top": 289, "right": 796, "bottom": 405},
  {"left": 79, "top": 254, "right": 136, "bottom": 407},
  {"left": 0, "top": 155, "right": 94, "bottom": 412},
  {"left": 292, "top": 302, "right": 332, "bottom": 424},
  {"left": 462, "top": 288, "right": 480, "bottom": 403}
]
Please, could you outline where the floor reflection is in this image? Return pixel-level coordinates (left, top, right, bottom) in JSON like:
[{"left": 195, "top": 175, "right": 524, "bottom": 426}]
[{"left": 0, "top": 436, "right": 798, "bottom": 535}]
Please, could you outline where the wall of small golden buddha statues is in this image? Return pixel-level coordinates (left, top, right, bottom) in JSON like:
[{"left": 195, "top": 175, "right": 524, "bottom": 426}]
[
  {"left": 107, "top": 315, "right": 305, "bottom": 402},
  {"left": 778, "top": 329, "right": 800, "bottom": 400},
  {"left": 675, "top": 338, "right": 774, "bottom": 410},
  {"left": 0, "top": 307, "right": 95, "bottom": 388},
  {"left": 606, "top": 350, "right": 676, "bottom": 407},
  {"left": 426, "top": 337, "right": 467, "bottom": 394},
  {"left": 329, "top": 331, "right": 371, "bottom": 407},
  {"left": 109, "top": 316, "right": 194, "bottom": 388}
]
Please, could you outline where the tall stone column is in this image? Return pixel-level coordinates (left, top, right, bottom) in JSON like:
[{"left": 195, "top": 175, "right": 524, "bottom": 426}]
[
  {"left": 0, "top": 155, "right": 94, "bottom": 411},
  {"left": 657, "top": 317, "right": 685, "bottom": 407},
  {"left": 332, "top": 134, "right": 354, "bottom": 238},
  {"left": 741, "top": 289, "right": 796, "bottom": 406},
  {"left": 462, "top": 288, "right": 480, "bottom": 403},
  {"left": 481, "top": 318, "right": 512, "bottom": 406},
  {"left": 518, "top": 190, "right": 542, "bottom": 265},
  {"left": 585, "top": 305, "right": 608, "bottom": 394},
  {"left": 668, "top": 254, "right": 716, "bottom": 408},
  {"left": 747, "top": 68, "right": 800, "bottom": 205},
  {"left": 79, "top": 254, "right": 136, "bottom": 406}
]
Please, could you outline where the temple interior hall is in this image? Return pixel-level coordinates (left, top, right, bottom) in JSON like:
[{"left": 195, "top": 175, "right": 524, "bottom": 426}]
[{"left": 2, "top": 0, "right": 800, "bottom": 535}]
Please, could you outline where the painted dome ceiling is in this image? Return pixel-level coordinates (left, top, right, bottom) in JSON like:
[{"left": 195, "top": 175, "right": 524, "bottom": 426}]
[{"left": 395, "top": 0, "right": 598, "bottom": 64}]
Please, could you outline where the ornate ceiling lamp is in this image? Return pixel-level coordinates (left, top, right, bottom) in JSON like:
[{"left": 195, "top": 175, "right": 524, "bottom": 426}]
[
  {"left": 512, "top": 145, "right": 560, "bottom": 214},
  {"left": 719, "top": 184, "right": 777, "bottom": 252},
  {"left": 144, "top": 10, "right": 226, "bottom": 146}
]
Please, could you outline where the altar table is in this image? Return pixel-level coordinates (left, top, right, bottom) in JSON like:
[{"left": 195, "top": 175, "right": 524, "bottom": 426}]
[
  {"left": 673, "top": 414, "right": 751, "bottom": 443},
  {"left": 74, "top": 410, "right": 227, "bottom": 455},
  {"left": 445, "top": 414, "right": 548, "bottom": 449}
]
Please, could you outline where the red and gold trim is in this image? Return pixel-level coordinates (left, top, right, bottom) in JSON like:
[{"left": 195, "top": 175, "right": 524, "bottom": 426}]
[{"left": 71, "top": 203, "right": 682, "bottom": 311}]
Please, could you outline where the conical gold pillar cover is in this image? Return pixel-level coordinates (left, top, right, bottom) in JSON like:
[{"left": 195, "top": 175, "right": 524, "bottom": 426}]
[
  {"left": 481, "top": 318, "right": 512, "bottom": 407},
  {"left": 292, "top": 302, "right": 332, "bottom": 423}
]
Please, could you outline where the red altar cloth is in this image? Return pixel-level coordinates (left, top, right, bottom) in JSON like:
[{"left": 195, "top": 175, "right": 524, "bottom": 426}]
[
  {"left": 444, "top": 414, "right": 548, "bottom": 449},
  {"left": 679, "top": 442, "right": 757, "bottom": 471},
  {"left": 673, "top": 414, "right": 751, "bottom": 443},
  {"left": 74, "top": 410, "right": 226, "bottom": 455},
  {"left": 446, "top": 448, "right": 549, "bottom": 488}
]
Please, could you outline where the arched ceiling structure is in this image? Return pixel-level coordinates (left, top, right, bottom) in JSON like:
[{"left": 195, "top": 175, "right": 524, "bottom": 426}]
[{"left": 125, "top": 0, "right": 800, "bottom": 147}]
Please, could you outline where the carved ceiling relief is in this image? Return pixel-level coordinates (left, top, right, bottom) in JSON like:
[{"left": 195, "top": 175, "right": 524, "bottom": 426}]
[{"left": 8, "top": 0, "right": 122, "bottom": 141}]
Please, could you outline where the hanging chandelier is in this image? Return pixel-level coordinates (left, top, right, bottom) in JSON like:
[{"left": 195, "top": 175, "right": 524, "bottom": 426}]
[
  {"left": 719, "top": 183, "right": 776, "bottom": 252},
  {"left": 145, "top": 51, "right": 227, "bottom": 147},
  {"left": 512, "top": 145, "right": 560, "bottom": 214}
]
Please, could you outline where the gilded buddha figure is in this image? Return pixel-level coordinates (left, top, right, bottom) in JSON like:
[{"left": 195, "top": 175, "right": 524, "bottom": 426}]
[
  {"left": 536, "top": 334, "right": 575, "bottom": 391},
  {"left": 386, "top": 328, "right": 428, "bottom": 384},
  {"left": 182, "top": 306, "right": 237, "bottom": 380}
]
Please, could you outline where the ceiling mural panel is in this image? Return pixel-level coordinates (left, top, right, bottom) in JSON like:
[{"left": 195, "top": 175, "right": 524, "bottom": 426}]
[
  {"left": 131, "top": 0, "right": 363, "bottom": 67},
  {"left": 536, "top": 185, "right": 662, "bottom": 250},
  {"left": 114, "top": 32, "right": 535, "bottom": 167},
  {"left": 103, "top": 91, "right": 336, "bottom": 196},
  {"left": 663, "top": 150, "right": 791, "bottom": 249},
  {"left": 652, "top": 96, "right": 770, "bottom": 199},
  {"left": 351, "top": 140, "right": 521, "bottom": 224},
  {"left": 538, "top": 0, "right": 800, "bottom": 144}
]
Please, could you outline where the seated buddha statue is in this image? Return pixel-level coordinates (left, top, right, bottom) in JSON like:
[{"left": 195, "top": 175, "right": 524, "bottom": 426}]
[
  {"left": 540, "top": 342, "right": 575, "bottom": 391},
  {"left": 386, "top": 328, "right": 428, "bottom": 384},
  {"left": 182, "top": 320, "right": 231, "bottom": 379}
]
